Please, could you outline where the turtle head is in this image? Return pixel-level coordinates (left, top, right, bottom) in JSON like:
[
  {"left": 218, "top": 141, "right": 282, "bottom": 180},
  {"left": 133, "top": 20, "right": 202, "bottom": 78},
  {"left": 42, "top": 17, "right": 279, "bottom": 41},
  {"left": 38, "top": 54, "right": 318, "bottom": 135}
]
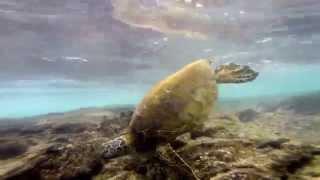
[{"left": 215, "top": 63, "right": 258, "bottom": 84}]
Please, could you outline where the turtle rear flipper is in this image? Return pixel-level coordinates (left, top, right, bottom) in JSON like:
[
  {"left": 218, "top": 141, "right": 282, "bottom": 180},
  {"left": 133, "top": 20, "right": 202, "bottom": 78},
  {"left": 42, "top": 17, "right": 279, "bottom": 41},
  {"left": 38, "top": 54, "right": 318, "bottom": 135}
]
[
  {"left": 102, "top": 134, "right": 133, "bottom": 159},
  {"left": 215, "top": 63, "right": 258, "bottom": 84}
]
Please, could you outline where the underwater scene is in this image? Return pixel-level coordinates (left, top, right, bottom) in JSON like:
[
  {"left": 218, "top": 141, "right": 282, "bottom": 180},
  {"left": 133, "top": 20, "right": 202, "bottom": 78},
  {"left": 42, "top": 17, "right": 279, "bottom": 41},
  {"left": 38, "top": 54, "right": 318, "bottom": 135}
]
[{"left": 1, "top": 0, "right": 320, "bottom": 179}]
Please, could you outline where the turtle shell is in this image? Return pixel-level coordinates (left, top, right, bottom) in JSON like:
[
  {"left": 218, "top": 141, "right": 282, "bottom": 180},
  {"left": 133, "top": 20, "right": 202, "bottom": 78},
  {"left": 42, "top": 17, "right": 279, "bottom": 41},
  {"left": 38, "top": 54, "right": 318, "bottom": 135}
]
[{"left": 129, "top": 59, "right": 217, "bottom": 151}]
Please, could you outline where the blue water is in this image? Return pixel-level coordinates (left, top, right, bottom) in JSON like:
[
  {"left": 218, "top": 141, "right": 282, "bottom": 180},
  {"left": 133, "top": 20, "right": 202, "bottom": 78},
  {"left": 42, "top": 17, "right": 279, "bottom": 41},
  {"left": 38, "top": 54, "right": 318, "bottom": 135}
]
[
  {"left": 0, "top": 64, "right": 320, "bottom": 118},
  {"left": 219, "top": 64, "right": 320, "bottom": 98},
  {"left": 0, "top": 85, "right": 145, "bottom": 118}
]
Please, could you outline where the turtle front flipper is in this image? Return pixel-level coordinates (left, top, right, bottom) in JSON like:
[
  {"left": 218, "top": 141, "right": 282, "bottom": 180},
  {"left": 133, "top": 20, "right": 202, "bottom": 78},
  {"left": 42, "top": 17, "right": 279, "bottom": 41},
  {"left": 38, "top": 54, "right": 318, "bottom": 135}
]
[
  {"left": 215, "top": 63, "right": 258, "bottom": 84},
  {"left": 102, "top": 134, "right": 133, "bottom": 159},
  {"left": 156, "top": 143, "right": 200, "bottom": 180}
]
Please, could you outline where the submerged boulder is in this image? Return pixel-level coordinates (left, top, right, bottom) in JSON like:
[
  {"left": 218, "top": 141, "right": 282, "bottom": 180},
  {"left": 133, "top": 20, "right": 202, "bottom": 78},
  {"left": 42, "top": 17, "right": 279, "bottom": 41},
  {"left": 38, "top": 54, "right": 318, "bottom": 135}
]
[
  {"left": 0, "top": 139, "right": 29, "bottom": 160},
  {"left": 3, "top": 141, "right": 103, "bottom": 180},
  {"left": 256, "top": 138, "right": 290, "bottom": 149},
  {"left": 237, "top": 109, "right": 259, "bottom": 122}
]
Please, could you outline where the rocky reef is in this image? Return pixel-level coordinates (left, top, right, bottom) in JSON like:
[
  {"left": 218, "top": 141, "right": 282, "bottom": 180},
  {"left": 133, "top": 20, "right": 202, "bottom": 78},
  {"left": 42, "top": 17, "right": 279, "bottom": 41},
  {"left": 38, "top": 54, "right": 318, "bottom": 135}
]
[{"left": 0, "top": 105, "right": 320, "bottom": 180}]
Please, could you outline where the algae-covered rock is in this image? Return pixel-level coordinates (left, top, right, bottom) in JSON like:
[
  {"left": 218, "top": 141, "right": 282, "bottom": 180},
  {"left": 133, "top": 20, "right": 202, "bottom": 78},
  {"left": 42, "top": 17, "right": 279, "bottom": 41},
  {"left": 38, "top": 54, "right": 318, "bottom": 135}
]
[
  {"left": 3, "top": 141, "right": 103, "bottom": 180},
  {"left": 210, "top": 169, "right": 273, "bottom": 180},
  {"left": 292, "top": 155, "right": 320, "bottom": 179},
  {"left": 256, "top": 138, "right": 290, "bottom": 149},
  {"left": 99, "top": 111, "right": 132, "bottom": 137},
  {"left": 237, "top": 109, "right": 259, "bottom": 123},
  {"left": 1, "top": 109, "right": 320, "bottom": 180},
  {"left": 0, "top": 139, "right": 29, "bottom": 160}
]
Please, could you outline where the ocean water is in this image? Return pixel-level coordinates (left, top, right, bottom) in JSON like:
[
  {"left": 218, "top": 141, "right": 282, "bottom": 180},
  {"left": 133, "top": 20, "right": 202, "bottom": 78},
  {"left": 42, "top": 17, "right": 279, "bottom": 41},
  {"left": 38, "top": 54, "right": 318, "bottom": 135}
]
[
  {"left": 219, "top": 64, "right": 320, "bottom": 98},
  {"left": 1, "top": 64, "right": 319, "bottom": 118},
  {"left": 0, "top": 85, "right": 144, "bottom": 118},
  {"left": 0, "top": 0, "right": 320, "bottom": 119},
  {"left": 1, "top": 1, "right": 320, "bottom": 179}
]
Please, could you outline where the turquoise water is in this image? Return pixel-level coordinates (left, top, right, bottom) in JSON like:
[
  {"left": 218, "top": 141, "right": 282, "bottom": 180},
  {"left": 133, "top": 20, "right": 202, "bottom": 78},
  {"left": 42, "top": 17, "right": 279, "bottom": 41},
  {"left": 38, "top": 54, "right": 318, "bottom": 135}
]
[
  {"left": 219, "top": 64, "right": 320, "bottom": 98},
  {"left": 0, "top": 64, "right": 320, "bottom": 118},
  {"left": 0, "top": 85, "right": 144, "bottom": 118}
]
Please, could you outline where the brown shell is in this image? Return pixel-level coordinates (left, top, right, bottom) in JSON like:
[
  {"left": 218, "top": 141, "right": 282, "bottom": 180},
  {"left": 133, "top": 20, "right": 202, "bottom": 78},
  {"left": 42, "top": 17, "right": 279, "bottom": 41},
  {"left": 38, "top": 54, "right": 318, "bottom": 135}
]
[{"left": 129, "top": 59, "right": 217, "bottom": 150}]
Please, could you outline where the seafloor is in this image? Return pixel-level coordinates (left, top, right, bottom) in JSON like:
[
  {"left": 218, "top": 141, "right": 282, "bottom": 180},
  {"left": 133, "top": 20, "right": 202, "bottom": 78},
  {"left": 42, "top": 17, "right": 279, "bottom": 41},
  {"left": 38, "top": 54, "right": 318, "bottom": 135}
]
[{"left": 0, "top": 93, "right": 320, "bottom": 180}]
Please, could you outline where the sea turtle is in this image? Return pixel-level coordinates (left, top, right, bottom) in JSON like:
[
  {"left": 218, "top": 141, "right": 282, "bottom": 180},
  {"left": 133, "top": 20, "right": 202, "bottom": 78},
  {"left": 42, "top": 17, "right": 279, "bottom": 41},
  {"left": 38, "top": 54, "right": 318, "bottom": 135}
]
[{"left": 101, "top": 59, "right": 258, "bottom": 178}]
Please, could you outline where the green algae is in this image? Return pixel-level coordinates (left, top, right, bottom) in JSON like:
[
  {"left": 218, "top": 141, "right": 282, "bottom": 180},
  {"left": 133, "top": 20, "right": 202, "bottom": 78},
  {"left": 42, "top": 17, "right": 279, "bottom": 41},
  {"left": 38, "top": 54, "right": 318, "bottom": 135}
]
[{"left": 292, "top": 156, "right": 320, "bottom": 179}]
